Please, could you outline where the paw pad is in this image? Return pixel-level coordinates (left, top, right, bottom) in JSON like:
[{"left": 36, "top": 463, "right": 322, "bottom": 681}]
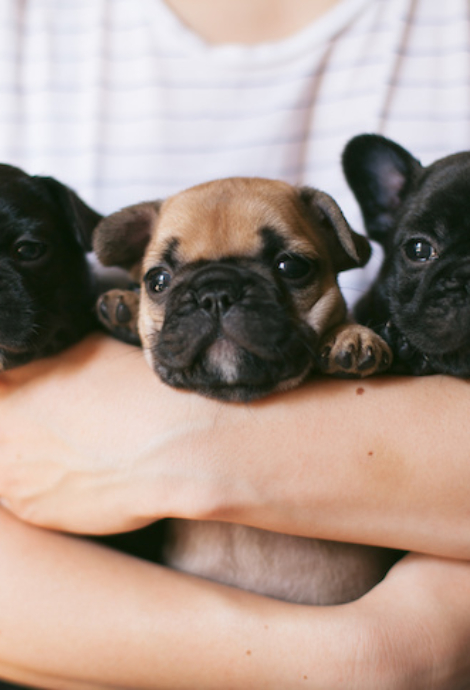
[
  {"left": 320, "top": 324, "right": 392, "bottom": 377},
  {"left": 96, "top": 289, "right": 141, "bottom": 346}
]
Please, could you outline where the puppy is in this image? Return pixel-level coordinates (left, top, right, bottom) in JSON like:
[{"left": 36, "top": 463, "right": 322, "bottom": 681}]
[
  {"left": 94, "top": 177, "right": 391, "bottom": 400},
  {"left": 344, "top": 134, "right": 470, "bottom": 375},
  {"left": 92, "top": 177, "right": 397, "bottom": 605},
  {"left": 0, "top": 163, "right": 102, "bottom": 369}
]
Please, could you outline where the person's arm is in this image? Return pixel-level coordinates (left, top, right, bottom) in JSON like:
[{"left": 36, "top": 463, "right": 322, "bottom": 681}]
[
  {"left": 0, "top": 333, "right": 469, "bottom": 559},
  {"left": 0, "top": 506, "right": 469, "bottom": 690}
]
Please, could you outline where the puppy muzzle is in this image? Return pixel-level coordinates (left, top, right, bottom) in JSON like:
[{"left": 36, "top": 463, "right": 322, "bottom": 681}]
[
  {"left": 150, "top": 263, "right": 317, "bottom": 401},
  {"left": 0, "top": 267, "right": 37, "bottom": 352},
  {"left": 393, "top": 257, "right": 470, "bottom": 355}
]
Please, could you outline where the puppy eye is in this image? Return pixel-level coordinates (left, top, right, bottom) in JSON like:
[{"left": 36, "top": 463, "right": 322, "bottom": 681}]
[
  {"left": 144, "top": 267, "right": 172, "bottom": 294},
  {"left": 14, "top": 240, "right": 47, "bottom": 262},
  {"left": 404, "top": 239, "right": 438, "bottom": 263},
  {"left": 275, "top": 253, "right": 316, "bottom": 284}
]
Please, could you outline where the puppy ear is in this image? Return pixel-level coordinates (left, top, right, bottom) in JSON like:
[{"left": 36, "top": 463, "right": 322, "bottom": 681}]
[
  {"left": 342, "top": 134, "right": 422, "bottom": 243},
  {"left": 300, "top": 187, "right": 371, "bottom": 273},
  {"left": 92, "top": 202, "right": 162, "bottom": 269},
  {"left": 38, "top": 176, "right": 103, "bottom": 251}
]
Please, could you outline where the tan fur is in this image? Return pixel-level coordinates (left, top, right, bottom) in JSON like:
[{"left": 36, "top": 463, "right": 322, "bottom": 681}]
[
  {"left": 138, "top": 178, "right": 348, "bottom": 358},
  {"left": 146, "top": 178, "right": 317, "bottom": 260}
]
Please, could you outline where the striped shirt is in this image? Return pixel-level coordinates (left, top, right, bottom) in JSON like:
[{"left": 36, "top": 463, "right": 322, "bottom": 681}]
[{"left": 0, "top": 0, "right": 469, "bottom": 303}]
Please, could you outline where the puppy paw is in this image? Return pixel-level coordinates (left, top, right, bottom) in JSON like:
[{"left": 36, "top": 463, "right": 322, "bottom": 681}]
[
  {"left": 320, "top": 324, "right": 392, "bottom": 377},
  {"left": 96, "top": 289, "right": 141, "bottom": 346}
]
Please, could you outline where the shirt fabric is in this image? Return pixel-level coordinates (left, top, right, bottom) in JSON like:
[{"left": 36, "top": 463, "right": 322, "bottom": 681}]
[{"left": 0, "top": 0, "right": 469, "bottom": 304}]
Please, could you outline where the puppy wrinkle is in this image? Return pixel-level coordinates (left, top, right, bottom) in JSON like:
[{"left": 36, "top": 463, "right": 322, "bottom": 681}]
[{"left": 161, "top": 237, "right": 180, "bottom": 269}]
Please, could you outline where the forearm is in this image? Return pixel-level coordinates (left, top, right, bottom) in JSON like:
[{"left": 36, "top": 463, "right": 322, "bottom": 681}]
[
  {"left": 1, "top": 334, "right": 470, "bottom": 558},
  {"left": 1, "top": 507, "right": 470, "bottom": 690},
  {"left": 209, "top": 373, "right": 470, "bottom": 558},
  {"left": 0, "top": 507, "right": 375, "bottom": 690},
  {"left": 0, "top": 507, "right": 286, "bottom": 690}
]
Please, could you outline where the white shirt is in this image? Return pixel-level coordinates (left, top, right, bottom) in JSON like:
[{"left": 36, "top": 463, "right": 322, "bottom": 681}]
[{"left": 1, "top": 0, "right": 469, "bottom": 303}]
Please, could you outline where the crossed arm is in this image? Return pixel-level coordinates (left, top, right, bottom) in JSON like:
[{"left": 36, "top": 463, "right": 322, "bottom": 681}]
[{"left": 1, "top": 333, "right": 470, "bottom": 688}]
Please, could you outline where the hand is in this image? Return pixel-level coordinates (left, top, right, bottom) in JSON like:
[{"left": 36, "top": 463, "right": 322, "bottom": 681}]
[{"left": 0, "top": 333, "right": 224, "bottom": 534}]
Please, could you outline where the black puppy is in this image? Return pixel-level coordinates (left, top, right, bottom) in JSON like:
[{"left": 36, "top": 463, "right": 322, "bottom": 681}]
[
  {"left": 343, "top": 134, "right": 470, "bottom": 375},
  {"left": 0, "top": 164, "right": 102, "bottom": 369}
]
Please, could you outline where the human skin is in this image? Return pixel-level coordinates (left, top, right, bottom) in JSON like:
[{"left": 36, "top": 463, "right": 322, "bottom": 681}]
[
  {"left": 1, "top": 334, "right": 470, "bottom": 690},
  {"left": 164, "top": 0, "right": 339, "bottom": 44},
  {"left": 1, "top": 334, "right": 470, "bottom": 562},
  {"left": 1, "top": 1, "right": 470, "bottom": 685},
  {"left": 1, "top": 335, "right": 470, "bottom": 689},
  {"left": 0, "top": 504, "right": 470, "bottom": 690}
]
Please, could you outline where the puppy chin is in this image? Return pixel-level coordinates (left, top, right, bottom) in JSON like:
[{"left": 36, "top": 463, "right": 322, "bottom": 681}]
[
  {"left": 0, "top": 322, "right": 37, "bottom": 369},
  {"left": 146, "top": 338, "right": 314, "bottom": 402},
  {"left": 0, "top": 338, "right": 32, "bottom": 354}
]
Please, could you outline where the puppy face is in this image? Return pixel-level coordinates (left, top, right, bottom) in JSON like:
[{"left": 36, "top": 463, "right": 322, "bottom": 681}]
[
  {"left": 94, "top": 177, "right": 370, "bottom": 400},
  {"left": 0, "top": 164, "right": 102, "bottom": 369},
  {"left": 344, "top": 134, "right": 470, "bottom": 374}
]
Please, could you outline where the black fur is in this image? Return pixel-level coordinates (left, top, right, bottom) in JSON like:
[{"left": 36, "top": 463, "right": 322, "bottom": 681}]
[
  {"left": 344, "top": 134, "right": 470, "bottom": 375},
  {"left": 149, "top": 254, "right": 317, "bottom": 401},
  {"left": 0, "top": 164, "right": 102, "bottom": 368}
]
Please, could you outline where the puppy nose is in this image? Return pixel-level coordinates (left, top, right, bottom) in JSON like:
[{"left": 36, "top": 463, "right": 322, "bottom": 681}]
[{"left": 197, "top": 284, "right": 236, "bottom": 315}]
